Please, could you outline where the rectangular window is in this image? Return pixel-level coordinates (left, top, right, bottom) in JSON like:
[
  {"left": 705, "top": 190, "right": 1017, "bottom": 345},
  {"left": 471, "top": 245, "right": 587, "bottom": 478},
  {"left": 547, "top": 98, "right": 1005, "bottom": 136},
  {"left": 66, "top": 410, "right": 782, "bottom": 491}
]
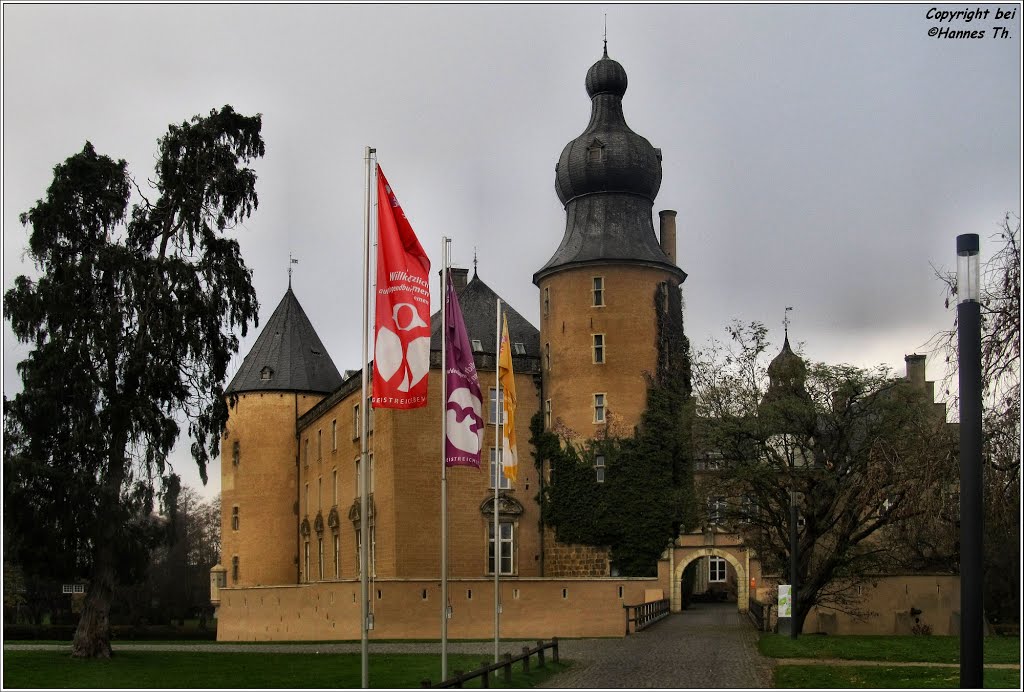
[
  {"left": 304, "top": 541, "right": 310, "bottom": 582},
  {"left": 318, "top": 476, "right": 322, "bottom": 510},
  {"left": 471, "top": 339, "right": 483, "bottom": 352},
  {"left": 593, "top": 334, "right": 605, "bottom": 364},
  {"left": 232, "top": 441, "right": 240, "bottom": 466},
  {"left": 304, "top": 483, "right": 309, "bottom": 515},
  {"left": 543, "top": 287, "right": 550, "bottom": 316},
  {"left": 545, "top": 343, "right": 550, "bottom": 371},
  {"left": 232, "top": 556, "right": 239, "bottom": 583},
  {"left": 595, "top": 454, "right": 605, "bottom": 483},
  {"left": 594, "top": 393, "right": 606, "bottom": 423},
  {"left": 513, "top": 342, "right": 526, "bottom": 355},
  {"left": 332, "top": 419, "right": 337, "bottom": 450},
  {"left": 488, "top": 521, "right": 514, "bottom": 575},
  {"left": 332, "top": 468, "right": 338, "bottom": 506},
  {"left": 592, "top": 276, "right": 604, "bottom": 306},
  {"left": 231, "top": 506, "right": 239, "bottom": 531},
  {"left": 333, "top": 534, "right": 340, "bottom": 578},
  {"left": 368, "top": 453, "right": 375, "bottom": 493},
  {"left": 490, "top": 449, "right": 511, "bottom": 490},
  {"left": 488, "top": 387, "right": 507, "bottom": 425},
  {"left": 318, "top": 537, "right": 324, "bottom": 580},
  {"left": 317, "top": 430, "right": 322, "bottom": 459},
  {"left": 544, "top": 399, "right": 552, "bottom": 429},
  {"left": 353, "top": 403, "right": 360, "bottom": 439},
  {"left": 708, "top": 497, "right": 726, "bottom": 525},
  {"left": 709, "top": 556, "right": 727, "bottom": 582},
  {"left": 303, "top": 439, "right": 310, "bottom": 465}
]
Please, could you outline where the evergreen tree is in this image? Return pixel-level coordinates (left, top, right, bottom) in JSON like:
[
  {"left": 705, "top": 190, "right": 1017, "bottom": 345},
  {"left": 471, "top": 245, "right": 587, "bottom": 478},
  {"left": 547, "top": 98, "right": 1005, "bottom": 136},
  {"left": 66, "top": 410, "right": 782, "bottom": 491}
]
[{"left": 4, "top": 106, "right": 263, "bottom": 657}]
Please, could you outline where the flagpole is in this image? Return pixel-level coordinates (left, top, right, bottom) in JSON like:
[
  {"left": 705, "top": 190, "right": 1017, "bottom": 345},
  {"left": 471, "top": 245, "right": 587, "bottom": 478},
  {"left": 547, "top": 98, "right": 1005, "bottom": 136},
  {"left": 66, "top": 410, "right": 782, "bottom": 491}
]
[
  {"left": 494, "top": 298, "right": 501, "bottom": 664},
  {"left": 360, "top": 145, "right": 375, "bottom": 689},
  {"left": 440, "top": 236, "right": 450, "bottom": 680}
]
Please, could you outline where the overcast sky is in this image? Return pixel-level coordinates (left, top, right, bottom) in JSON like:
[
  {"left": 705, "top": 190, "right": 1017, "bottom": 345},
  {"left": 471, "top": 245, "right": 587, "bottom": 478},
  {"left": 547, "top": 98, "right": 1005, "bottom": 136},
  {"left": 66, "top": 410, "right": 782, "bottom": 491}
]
[{"left": 3, "top": 3, "right": 1021, "bottom": 500}]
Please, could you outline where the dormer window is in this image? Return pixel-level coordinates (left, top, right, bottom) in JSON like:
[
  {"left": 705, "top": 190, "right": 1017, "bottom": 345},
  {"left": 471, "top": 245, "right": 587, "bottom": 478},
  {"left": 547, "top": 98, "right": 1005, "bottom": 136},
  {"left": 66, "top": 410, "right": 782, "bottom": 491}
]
[
  {"left": 471, "top": 339, "right": 483, "bottom": 352},
  {"left": 586, "top": 139, "right": 605, "bottom": 164},
  {"left": 513, "top": 342, "right": 526, "bottom": 355},
  {"left": 260, "top": 366, "right": 274, "bottom": 381}
]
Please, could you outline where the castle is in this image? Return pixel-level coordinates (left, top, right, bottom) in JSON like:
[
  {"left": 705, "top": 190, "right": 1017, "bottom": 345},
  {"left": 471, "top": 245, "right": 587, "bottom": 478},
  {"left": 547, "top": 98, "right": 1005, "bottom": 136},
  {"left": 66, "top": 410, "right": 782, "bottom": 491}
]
[{"left": 209, "top": 47, "right": 960, "bottom": 640}]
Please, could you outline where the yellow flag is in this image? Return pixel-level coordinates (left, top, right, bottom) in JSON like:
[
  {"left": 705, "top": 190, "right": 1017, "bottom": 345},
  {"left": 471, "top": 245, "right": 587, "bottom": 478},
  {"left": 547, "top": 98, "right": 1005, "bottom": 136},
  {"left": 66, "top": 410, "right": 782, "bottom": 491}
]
[{"left": 498, "top": 315, "right": 517, "bottom": 481}]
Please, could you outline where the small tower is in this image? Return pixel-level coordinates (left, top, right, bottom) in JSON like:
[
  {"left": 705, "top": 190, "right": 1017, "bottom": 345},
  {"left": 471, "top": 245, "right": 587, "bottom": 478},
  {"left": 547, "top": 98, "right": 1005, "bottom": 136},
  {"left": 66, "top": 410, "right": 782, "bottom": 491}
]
[
  {"left": 534, "top": 47, "right": 687, "bottom": 438},
  {"left": 219, "top": 286, "right": 343, "bottom": 588}
]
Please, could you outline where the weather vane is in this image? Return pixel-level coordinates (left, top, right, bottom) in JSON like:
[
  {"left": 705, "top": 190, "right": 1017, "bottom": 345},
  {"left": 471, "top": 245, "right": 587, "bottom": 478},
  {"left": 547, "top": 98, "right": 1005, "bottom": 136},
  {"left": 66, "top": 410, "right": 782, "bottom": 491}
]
[
  {"left": 289, "top": 253, "right": 299, "bottom": 288},
  {"left": 473, "top": 247, "right": 478, "bottom": 276},
  {"left": 603, "top": 14, "right": 608, "bottom": 56},
  {"left": 783, "top": 306, "right": 793, "bottom": 339}
]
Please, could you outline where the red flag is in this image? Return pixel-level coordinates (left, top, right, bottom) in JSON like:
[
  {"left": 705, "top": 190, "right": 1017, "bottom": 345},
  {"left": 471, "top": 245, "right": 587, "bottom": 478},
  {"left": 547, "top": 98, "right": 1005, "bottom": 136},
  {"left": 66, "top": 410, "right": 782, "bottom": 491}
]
[{"left": 373, "top": 164, "right": 431, "bottom": 409}]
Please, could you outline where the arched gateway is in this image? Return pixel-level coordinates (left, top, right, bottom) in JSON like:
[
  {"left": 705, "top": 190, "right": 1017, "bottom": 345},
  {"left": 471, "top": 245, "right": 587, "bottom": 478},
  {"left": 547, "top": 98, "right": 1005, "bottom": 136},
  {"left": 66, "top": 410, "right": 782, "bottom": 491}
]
[{"left": 668, "top": 544, "right": 750, "bottom": 614}]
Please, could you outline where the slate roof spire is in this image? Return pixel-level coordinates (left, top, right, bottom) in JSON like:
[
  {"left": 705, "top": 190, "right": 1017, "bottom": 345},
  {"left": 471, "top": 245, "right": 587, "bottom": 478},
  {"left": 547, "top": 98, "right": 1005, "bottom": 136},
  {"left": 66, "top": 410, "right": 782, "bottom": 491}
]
[
  {"left": 225, "top": 286, "right": 343, "bottom": 395},
  {"left": 535, "top": 49, "right": 684, "bottom": 284}
]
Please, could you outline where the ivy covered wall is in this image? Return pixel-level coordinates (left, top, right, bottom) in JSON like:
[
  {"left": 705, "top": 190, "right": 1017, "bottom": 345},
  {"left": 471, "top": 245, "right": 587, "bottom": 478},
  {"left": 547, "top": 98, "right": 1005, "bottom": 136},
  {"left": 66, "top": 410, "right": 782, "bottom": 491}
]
[{"left": 531, "top": 283, "right": 698, "bottom": 577}]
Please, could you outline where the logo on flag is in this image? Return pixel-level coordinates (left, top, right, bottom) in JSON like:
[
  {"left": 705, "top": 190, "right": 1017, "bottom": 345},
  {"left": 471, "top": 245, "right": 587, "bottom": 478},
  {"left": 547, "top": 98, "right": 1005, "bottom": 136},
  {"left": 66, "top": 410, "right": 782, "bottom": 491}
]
[
  {"left": 373, "top": 165, "right": 431, "bottom": 409},
  {"left": 498, "top": 314, "right": 518, "bottom": 481},
  {"left": 444, "top": 273, "right": 484, "bottom": 467}
]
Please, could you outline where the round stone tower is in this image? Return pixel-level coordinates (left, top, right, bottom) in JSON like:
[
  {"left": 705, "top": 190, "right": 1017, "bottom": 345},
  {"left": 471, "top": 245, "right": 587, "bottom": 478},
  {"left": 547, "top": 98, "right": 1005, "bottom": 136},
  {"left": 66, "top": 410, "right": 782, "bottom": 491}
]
[
  {"left": 534, "top": 47, "right": 687, "bottom": 438},
  {"left": 218, "top": 285, "right": 343, "bottom": 588}
]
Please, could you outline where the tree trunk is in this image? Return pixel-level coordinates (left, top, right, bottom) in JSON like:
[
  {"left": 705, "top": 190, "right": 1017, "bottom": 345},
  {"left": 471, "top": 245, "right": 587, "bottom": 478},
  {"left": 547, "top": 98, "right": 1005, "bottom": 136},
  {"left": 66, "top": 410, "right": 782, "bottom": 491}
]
[{"left": 71, "top": 540, "right": 116, "bottom": 658}]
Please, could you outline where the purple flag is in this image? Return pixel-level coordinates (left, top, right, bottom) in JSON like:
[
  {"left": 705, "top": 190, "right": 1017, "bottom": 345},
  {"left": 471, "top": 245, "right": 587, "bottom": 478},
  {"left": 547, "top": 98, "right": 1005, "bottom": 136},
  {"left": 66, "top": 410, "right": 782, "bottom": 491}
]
[{"left": 444, "top": 273, "right": 484, "bottom": 468}]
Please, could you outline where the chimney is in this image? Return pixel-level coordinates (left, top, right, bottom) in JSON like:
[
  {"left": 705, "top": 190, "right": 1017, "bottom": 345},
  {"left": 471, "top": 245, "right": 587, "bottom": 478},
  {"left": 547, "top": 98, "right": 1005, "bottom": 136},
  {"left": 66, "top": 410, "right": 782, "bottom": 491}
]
[
  {"left": 905, "top": 354, "right": 927, "bottom": 391},
  {"left": 438, "top": 267, "right": 470, "bottom": 294},
  {"left": 658, "top": 210, "right": 677, "bottom": 265}
]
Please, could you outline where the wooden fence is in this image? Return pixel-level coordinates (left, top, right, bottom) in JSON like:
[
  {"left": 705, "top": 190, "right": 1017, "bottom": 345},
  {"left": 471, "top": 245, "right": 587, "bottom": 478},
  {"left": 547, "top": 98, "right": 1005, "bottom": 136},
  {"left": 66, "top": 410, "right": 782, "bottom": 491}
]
[
  {"left": 623, "top": 598, "right": 670, "bottom": 635},
  {"left": 421, "top": 638, "right": 559, "bottom": 688}
]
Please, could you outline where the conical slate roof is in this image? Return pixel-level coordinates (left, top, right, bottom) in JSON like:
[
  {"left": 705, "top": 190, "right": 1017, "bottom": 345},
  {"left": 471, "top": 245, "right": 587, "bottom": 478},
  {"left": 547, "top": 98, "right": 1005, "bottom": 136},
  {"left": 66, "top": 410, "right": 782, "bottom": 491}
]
[
  {"left": 429, "top": 272, "right": 539, "bottom": 357},
  {"left": 225, "top": 287, "right": 343, "bottom": 395}
]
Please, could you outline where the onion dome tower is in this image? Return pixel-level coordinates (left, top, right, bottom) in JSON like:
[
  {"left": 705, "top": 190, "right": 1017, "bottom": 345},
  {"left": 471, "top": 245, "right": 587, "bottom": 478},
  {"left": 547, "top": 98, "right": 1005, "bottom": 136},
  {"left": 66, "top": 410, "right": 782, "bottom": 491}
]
[
  {"left": 534, "top": 47, "right": 686, "bottom": 437},
  {"left": 219, "top": 286, "right": 343, "bottom": 588}
]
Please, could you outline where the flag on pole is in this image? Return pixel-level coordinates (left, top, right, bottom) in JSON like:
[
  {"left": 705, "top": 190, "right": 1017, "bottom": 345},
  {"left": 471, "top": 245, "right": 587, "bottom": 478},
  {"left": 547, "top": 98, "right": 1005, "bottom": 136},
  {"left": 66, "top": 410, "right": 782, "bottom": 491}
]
[
  {"left": 373, "top": 164, "right": 431, "bottom": 409},
  {"left": 497, "top": 315, "right": 518, "bottom": 481},
  {"left": 444, "top": 273, "right": 484, "bottom": 467}
]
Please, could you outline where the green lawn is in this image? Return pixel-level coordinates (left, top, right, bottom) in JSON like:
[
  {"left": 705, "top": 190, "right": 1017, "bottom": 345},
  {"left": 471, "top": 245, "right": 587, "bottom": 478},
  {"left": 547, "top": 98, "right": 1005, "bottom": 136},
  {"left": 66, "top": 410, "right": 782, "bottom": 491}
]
[
  {"left": 1, "top": 650, "right": 570, "bottom": 689},
  {"left": 759, "top": 634, "right": 1021, "bottom": 664},
  {"left": 760, "top": 634, "right": 1021, "bottom": 689},
  {"left": 775, "top": 665, "right": 1021, "bottom": 689}
]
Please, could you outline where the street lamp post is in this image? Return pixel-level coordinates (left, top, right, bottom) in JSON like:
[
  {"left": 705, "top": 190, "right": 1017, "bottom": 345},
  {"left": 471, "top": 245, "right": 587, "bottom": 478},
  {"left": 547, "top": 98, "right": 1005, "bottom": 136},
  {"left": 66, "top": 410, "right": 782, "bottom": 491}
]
[
  {"left": 956, "top": 233, "right": 983, "bottom": 689},
  {"left": 789, "top": 486, "right": 798, "bottom": 640}
]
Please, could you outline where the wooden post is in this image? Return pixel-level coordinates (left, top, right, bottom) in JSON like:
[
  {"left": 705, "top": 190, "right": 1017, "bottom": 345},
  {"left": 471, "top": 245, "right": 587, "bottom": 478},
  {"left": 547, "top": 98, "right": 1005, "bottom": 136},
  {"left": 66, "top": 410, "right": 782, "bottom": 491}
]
[
  {"left": 480, "top": 661, "right": 490, "bottom": 688},
  {"left": 537, "top": 640, "right": 546, "bottom": 668},
  {"left": 503, "top": 653, "right": 513, "bottom": 684},
  {"left": 420, "top": 679, "right": 431, "bottom": 687},
  {"left": 521, "top": 646, "right": 531, "bottom": 673},
  {"left": 453, "top": 670, "right": 464, "bottom": 688},
  {"left": 552, "top": 637, "right": 560, "bottom": 663}
]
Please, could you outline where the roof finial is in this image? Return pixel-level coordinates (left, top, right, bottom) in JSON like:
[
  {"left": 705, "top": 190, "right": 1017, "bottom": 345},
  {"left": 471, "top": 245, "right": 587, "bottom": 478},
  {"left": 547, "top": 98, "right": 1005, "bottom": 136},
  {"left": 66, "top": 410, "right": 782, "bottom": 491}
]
[
  {"left": 289, "top": 253, "right": 299, "bottom": 289},
  {"left": 783, "top": 306, "right": 793, "bottom": 341},
  {"left": 603, "top": 14, "right": 608, "bottom": 58},
  {"left": 473, "top": 247, "right": 478, "bottom": 277}
]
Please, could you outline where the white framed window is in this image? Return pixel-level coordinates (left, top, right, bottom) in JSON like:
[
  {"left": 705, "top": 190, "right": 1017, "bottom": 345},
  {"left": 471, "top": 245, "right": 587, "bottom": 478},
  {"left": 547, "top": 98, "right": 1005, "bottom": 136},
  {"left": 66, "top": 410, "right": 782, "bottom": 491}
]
[
  {"left": 592, "top": 276, "right": 605, "bottom": 306},
  {"left": 488, "top": 387, "right": 507, "bottom": 425},
  {"left": 471, "top": 339, "right": 483, "bottom": 352},
  {"left": 355, "top": 457, "right": 361, "bottom": 494},
  {"left": 331, "top": 419, "right": 337, "bottom": 450},
  {"left": 595, "top": 454, "right": 605, "bottom": 483},
  {"left": 594, "top": 393, "right": 606, "bottom": 423},
  {"left": 490, "top": 449, "right": 511, "bottom": 490},
  {"left": 513, "top": 342, "right": 526, "bottom": 355},
  {"left": 304, "top": 541, "right": 310, "bottom": 582},
  {"left": 708, "top": 496, "right": 727, "bottom": 525},
  {"left": 353, "top": 403, "right": 360, "bottom": 439},
  {"left": 488, "top": 521, "right": 514, "bottom": 575},
  {"left": 709, "top": 556, "right": 727, "bottom": 582},
  {"left": 333, "top": 533, "right": 340, "bottom": 578},
  {"left": 332, "top": 468, "right": 338, "bottom": 506},
  {"left": 593, "top": 334, "right": 605, "bottom": 364},
  {"left": 318, "top": 537, "right": 324, "bottom": 580}
]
